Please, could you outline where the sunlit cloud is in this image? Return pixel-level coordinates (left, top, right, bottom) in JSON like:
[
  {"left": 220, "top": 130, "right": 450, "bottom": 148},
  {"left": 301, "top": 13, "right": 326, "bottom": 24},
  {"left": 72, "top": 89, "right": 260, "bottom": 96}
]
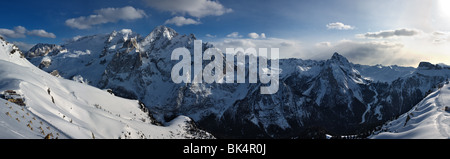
[
  {"left": 357, "top": 28, "right": 421, "bottom": 39},
  {"left": 65, "top": 6, "right": 147, "bottom": 29},
  {"left": 326, "top": 22, "right": 355, "bottom": 30}
]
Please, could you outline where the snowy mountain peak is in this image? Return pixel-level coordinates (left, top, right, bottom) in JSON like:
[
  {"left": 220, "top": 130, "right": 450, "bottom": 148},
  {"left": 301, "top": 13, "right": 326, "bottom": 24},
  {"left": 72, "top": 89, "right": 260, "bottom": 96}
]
[
  {"left": 148, "top": 25, "right": 178, "bottom": 41},
  {"left": 138, "top": 25, "right": 180, "bottom": 52},
  {"left": 330, "top": 52, "right": 351, "bottom": 65},
  {"left": 327, "top": 52, "right": 359, "bottom": 77},
  {"left": 153, "top": 25, "right": 176, "bottom": 34},
  {"left": 108, "top": 29, "right": 139, "bottom": 43}
]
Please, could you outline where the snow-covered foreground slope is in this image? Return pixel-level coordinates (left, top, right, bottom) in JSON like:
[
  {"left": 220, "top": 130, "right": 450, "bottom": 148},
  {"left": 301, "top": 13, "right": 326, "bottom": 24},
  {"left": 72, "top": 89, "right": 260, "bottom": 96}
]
[
  {"left": 0, "top": 37, "right": 214, "bottom": 139},
  {"left": 370, "top": 83, "right": 450, "bottom": 139}
]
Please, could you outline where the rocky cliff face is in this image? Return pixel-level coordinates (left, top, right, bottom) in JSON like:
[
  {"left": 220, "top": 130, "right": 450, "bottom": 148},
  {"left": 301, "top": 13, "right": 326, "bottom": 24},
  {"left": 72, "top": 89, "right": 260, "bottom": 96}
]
[
  {"left": 26, "top": 43, "right": 63, "bottom": 58},
  {"left": 26, "top": 26, "right": 450, "bottom": 138}
]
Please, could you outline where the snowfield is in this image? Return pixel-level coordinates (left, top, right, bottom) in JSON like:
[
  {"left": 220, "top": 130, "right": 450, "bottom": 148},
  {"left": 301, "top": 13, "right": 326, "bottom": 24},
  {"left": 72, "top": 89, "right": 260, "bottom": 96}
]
[
  {"left": 0, "top": 37, "right": 214, "bottom": 139},
  {"left": 370, "top": 83, "right": 450, "bottom": 139}
]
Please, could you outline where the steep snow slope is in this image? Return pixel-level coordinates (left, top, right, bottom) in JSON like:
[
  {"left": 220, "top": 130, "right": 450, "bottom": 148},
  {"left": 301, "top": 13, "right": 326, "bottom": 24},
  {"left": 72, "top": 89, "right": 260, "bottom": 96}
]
[
  {"left": 0, "top": 98, "right": 64, "bottom": 139},
  {"left": 0, "top": 37, "right": 214, "bottom": 139},
  {"left": 370, "top": 83, "right": 450, "bottom": 139},
  {"left": 0, "top": 37, "right": 31, "bottom": 68}
]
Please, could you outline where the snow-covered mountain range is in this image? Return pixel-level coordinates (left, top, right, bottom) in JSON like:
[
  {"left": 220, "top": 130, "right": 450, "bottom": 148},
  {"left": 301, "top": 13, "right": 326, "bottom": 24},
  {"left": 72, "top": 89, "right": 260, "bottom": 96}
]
[
  {"left": 0, "top": 36, "right": 214, "bottom": 139},
  {"left": 14, "top": 25, "right": 450, "bottom": 138}
]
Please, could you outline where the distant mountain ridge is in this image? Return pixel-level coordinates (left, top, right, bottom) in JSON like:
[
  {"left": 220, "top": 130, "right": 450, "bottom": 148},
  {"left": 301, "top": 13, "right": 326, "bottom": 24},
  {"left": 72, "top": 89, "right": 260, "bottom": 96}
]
[{"left": 25, "top": 26, "right": 450, "bottom": 138}]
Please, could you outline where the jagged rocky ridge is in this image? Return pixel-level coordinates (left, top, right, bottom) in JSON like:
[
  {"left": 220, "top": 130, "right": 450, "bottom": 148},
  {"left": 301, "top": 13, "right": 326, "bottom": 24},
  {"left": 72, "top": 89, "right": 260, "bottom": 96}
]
[{"left": 26, "top": 26, "right": 450, "bottom": 138}]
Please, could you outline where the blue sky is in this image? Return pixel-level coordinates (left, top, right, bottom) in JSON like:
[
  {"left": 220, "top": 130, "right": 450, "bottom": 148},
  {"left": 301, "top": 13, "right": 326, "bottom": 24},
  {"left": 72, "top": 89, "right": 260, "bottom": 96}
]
[{"left": 1, "top": 0, "right": 450, "bottom": 66}]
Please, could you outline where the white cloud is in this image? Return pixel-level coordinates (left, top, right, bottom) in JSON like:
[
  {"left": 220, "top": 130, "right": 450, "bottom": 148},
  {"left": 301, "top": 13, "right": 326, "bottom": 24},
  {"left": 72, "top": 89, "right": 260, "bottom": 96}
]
[
  {"left": 315, "top": 42, "right": 331, "bottom": 47},
  {"left": 205, "top": 34, "right": 216, "bottom": 38},
  {"left": 226, "top": 32, "right": 243, "bottom": 38},
  {"left": 326, "top": 22, "right": 355, "bottom": 30},
  {"left": 143, "top": 0, "right": 232, "bottom": 18},
  {"left": 14, "top": 26, "right": 27, "bottom": 35},
  {"left": 248, "top": 33, "right": 267, "bottom": 39},
  {"left": 260, "top": 33, "right": 266, "bottom": 39},
  {"left": 216, "top": 39, "right": 257, "bottom": 48},
  {"left": 65, "top": 6, "right": 147, "bottom": 29},
  {"left": 357, "top": 28, "right": 421, "bottom": 39},
  {"left": 164, "top": 16, "right": 200, "bottom": 26},
  {"left": 248, "top": 33, "right": 260, "bottom": 39},
  {"left": 0, "top": 26, "right": 56, "bottom": 39},
  {"left": 27, "top": 29, "right": 56, "bottom": 38},
  {"left": 0, "top": 26, "right": 27, "bottom": 38},
  {"left": 212, "top": 38, "right": 304, "bottom": 59},
  {"left": 72, "top": 35, "right": 83, "bottom": 41},
  {"left": 0, "top": 29, "right": 20, "bottom": 38},
  {"left": 431, "top": 31, "right": 450, "bottom": 44}
]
